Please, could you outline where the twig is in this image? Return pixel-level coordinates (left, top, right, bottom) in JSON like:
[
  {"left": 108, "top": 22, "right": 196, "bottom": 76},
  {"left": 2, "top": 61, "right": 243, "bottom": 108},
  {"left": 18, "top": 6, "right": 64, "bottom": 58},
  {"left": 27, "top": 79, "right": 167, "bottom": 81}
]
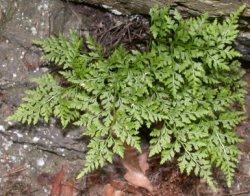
[
  {"left": 230, "top": 190, "right": 250, "bottom": 195},
  {"left": 2, "top": 164, "right": 27, "bottom": 177}
]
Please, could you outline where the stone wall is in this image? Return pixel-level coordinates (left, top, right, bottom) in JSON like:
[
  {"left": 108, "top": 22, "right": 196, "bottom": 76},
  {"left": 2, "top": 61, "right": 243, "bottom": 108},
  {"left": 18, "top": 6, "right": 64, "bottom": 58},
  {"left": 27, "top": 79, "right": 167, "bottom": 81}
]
[{"left": 67, "top": 0, "right": 250, "bottom": 62}]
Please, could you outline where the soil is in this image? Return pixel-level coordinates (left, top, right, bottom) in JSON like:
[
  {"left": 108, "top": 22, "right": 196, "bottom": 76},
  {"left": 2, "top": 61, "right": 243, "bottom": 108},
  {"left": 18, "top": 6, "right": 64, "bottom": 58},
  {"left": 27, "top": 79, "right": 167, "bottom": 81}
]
[{"left": 0, "top": 2, "right": 250, "bottom": 196}]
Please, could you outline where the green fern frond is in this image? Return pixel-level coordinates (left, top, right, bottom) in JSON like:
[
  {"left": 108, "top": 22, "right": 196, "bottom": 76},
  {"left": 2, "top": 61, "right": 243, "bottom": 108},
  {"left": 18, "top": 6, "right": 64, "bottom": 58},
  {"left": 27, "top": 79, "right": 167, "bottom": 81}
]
[
  {"left": 7, "top": 74, "right": 61, "bottom": 124},
  {"left": 7, "top": 5, "right": 246, "bottom": 192},
  {"left": 33, "top": 31, "right": 83, "bottom": 69}
]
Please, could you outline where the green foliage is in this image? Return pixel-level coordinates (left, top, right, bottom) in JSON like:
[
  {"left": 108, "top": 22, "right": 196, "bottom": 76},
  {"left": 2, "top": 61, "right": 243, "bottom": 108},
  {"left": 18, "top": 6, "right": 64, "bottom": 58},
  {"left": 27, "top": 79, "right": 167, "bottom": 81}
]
[{"left": 7, "top": 6, "right": 246, "bottom": 191}]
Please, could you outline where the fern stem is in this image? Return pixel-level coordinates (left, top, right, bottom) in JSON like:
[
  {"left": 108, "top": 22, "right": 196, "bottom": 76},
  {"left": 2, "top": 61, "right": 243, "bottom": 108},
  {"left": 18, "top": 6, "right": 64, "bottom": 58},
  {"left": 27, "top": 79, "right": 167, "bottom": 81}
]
[
  {"left": 215, "top": 131, "right": 228, "bottom": 159},
  {"left": 179, "top": 140, "right": 199, "bottom": 166}
]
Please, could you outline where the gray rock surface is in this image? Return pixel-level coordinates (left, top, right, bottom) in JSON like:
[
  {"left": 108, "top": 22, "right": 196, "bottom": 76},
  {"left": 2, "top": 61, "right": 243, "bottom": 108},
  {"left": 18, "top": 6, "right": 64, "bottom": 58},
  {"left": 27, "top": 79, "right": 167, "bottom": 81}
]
[
  {"left": 0, "top": 0, "right": 92, "bottom": 195},
  {"left": 67, "top": 0, "right": 250, "bottom": 17},
  {"left": 67, "top": 0, "right": 250, "bottom": 62}
]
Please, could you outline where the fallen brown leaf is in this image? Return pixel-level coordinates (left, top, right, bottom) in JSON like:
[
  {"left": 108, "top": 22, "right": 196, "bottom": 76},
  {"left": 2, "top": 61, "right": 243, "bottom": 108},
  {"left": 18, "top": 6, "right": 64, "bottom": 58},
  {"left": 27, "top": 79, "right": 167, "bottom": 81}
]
[
  {"left": 104, "top": 183, "right": 125, "bottom": 196},
  {"left": 122, "top": 145, "right": 153, "bottom": 193},
  {"left": 138, "top": 152, "right": 149, "bottom": 174},
  {"left": 61, "top": 180, "right": 74, "bottom": 196},
  {"left": 105, "top": 184, "right": 115, "bottom": 196},
  {"left": 111, "top": 179, "right": 127, "bottom": 191},
  {"left": 114, "top": 190, "right": 125, "bottom": 196},
  {"left": 124, "top": 169, "right": 153, "bottom": 193},
  {"left": 50, "top": 167, "right": 64, "bottom": 196}
]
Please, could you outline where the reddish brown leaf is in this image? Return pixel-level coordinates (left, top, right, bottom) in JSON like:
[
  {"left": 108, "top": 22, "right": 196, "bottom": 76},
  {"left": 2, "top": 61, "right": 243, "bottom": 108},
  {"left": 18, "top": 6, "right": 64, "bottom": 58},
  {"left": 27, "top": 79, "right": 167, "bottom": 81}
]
[
  {"left": 124, "top": 169, "right": 153, "bottom": 193},
  {"left": 122, "top": 145, "right": 153, "bottom": 193},
  {"left": 138, "top": 152, "right": 149, "bottom": 174},
  {"left": 123, "top": 144, "right": 141, "bottom": 171},
  {"left": 104, "top": 183, "right": 125, "bottom": 196},
  {"left": 61, "top": 180, "right": 74, "bottom": 196},
  {"left": 111, "top": 179, "right": 127, "bottom": 191},
  {"left": 104, "top": 184, "right": 115, "bottom": 196},
  {"left": 114, "top": 190, "right": 125, "bottom": 196},
  {"left": 50, "top": 167, "right": 64, "bottom": 196}
]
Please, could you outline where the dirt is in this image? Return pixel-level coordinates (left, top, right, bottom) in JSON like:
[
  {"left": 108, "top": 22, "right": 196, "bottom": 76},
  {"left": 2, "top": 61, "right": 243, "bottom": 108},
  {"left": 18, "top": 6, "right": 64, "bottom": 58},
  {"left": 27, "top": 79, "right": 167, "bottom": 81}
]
[{"left": 1, "top": 1, "right": 250, "bottom": 196}]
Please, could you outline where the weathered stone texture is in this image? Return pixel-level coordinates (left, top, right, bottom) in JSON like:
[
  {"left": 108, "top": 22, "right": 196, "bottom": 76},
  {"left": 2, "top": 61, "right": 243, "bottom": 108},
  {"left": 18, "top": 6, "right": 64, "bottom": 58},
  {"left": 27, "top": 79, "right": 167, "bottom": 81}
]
[{"left": 67, "top": 0, "right": 250, "bottom": 61}]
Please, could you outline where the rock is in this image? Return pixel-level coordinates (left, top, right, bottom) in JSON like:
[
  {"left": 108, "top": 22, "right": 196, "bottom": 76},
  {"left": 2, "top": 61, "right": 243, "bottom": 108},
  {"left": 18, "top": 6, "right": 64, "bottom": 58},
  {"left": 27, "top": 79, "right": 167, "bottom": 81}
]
[
  {"left": 66, "top": 0, "right": 250, "bottom": 62},
  {"left": 0, "top": 0, "right": 96, "bottom": 195},
  {"left": 235, "top": 32, "right": 250, "bottom": 61},
  {"left": 66, "top": 0, "right": 250, "bottom": 17},
  {"left": 239, "top": 159, "right": 250, "bottom": 176}
]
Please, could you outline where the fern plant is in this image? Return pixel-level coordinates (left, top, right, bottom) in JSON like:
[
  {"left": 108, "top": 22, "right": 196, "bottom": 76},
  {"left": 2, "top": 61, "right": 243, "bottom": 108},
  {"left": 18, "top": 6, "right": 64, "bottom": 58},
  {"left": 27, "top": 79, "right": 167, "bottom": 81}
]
[{"left": 7, "top": 6, "right": 246, "bottom": 191}]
